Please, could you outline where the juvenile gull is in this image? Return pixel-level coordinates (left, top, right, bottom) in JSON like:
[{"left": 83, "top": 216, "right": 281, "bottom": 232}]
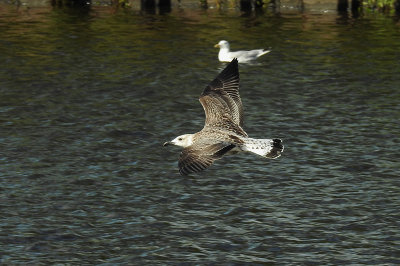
[
  {"left": 164, "top": 58, "right": 283, "bottom": 175},
  {"left": 215, "top": 40, "right": 271, "bottom": 63}
]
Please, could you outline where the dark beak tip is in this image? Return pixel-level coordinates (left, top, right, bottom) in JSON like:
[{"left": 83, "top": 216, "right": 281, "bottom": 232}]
[{"left": 163, "top": 142, "right": 169, "bottom": 147}]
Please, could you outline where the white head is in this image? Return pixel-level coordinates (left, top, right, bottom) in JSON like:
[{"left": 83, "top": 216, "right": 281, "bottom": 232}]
[
  {"left": 163, "top": 134, "right": 194, "bottom": 148},
  {"left": 214, "top": 40, "right": 230, "bottom": 50}
]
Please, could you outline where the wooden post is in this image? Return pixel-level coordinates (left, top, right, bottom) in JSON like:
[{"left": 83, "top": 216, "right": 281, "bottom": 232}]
[
  {"left": 158, "top": 0, "right": 171, "bottom": 13},
  {"left": 240, "top": 0, "right": 252, "bottom": 11},
  {"left": 351, "top": 0, "right": 361, "bottom": 16},
  {"left": 395, "top": 0, "right": 400, "bottom": 14},
  {"left": 141, "top": 0, "right": 156, "bottom": 12},
  {"left": 254, "top": 0, "right": 264, "bottom": 8},
  {"left": 337, "top": 0, "right": 348, "bottom": 11}
]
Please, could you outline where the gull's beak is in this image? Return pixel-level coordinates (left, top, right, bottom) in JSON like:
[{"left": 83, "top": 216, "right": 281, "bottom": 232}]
[
  {"left": 214, "top": 44, "right": 220, "bottom": 48},
  {"left": 163, "top": 141, "right": 172, "bottom": 146}
]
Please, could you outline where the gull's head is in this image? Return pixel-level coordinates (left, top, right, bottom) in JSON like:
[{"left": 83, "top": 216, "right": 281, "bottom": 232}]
[
  {"left": 214, "top": 40, "right": 230, "bottom": 49},
  {"left": 163, "top": 134, "right": 194, "bottom": 148}
]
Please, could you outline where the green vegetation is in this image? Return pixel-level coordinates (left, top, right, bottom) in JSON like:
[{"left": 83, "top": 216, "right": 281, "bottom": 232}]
[
  {"left": 363, "top": 0, "right": 399, "bottom": 12},
  {"left": 113, "top": 0, "right": 131, "bottom": 7}
]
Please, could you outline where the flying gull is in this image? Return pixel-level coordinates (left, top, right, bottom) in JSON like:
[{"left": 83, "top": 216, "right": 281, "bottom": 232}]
[
  {"left": 214, "top": 40, "right": 271, "bottom": 63},
  {"left": 163, "top": 58, "right": 284, "bottom": 175}
]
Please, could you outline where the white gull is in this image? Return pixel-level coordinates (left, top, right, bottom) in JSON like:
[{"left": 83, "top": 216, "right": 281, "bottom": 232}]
[{"left": 215, "top": 40, "right": 271, "bottom": 63}]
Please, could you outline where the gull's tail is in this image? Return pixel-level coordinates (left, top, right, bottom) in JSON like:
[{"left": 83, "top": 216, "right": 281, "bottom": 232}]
[
  {"left": 258, "top": 49, "right": 271, "bottom": 58},
  {"left": 242, "top": 138, "right": 283, "bottom": 159}
]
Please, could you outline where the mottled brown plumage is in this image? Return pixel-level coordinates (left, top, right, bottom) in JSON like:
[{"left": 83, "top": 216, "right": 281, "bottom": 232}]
[{"left": 164, "top": 58, "right": 283, "bottom": 175}]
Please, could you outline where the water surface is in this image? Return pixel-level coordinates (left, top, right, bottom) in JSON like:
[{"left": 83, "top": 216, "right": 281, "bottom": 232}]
[{"left": 1, "top": 4, "right": 399, "bottom": 264}]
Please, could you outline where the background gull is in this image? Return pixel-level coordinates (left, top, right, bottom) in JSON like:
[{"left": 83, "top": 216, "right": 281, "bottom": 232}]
[
  {"left": 215, "top": 40, "right": 271, "bottom": 63},
  {"left": 164, "top": 58, "right": 284, "bottom": 175}
]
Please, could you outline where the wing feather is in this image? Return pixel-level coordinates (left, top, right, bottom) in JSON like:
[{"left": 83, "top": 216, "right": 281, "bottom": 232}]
[
  {"left": 178, "top": 142, "right": 236, "bottom": 175},
  {"left": 200, "top": 58, "right": 243, "bottom": 127}
]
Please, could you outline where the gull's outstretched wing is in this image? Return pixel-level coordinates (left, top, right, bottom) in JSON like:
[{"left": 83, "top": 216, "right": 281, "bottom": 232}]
[
  {"left": 199, "top": 58, "right": 244, "bottom": 129},
  {"left": 178, "top": 141, "right": 236, "bottom": 175}
]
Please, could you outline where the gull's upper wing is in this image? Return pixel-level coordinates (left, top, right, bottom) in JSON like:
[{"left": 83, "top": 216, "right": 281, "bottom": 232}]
[{"left": 199, "top": 58, "right": 244, "bottom": 128}]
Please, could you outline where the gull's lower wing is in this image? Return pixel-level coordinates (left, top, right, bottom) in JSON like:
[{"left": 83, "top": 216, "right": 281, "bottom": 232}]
[{"left": 178, "top": 142, "right": 236, "bottom": 175}]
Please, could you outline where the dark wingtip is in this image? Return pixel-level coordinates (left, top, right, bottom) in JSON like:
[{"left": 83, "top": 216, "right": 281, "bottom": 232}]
[
  {"left": 227, "top": 58, "right": 238, "bottom": 70},
  {"left": 217, "top": 57, "right": 239, "bottom": 81},
  {"left": 201, "top": 57, "right": 239, "bottom": 97}
]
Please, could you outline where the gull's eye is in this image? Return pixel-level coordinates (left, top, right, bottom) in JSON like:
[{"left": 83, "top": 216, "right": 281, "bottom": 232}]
[{"left": 178, "top": 138, "right": 183, "bottom": 141}]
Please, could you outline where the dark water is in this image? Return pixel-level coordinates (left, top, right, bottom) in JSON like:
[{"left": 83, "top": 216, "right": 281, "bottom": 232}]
[{"left": 1, "top": 4, "right": 400, "bottom": 264}]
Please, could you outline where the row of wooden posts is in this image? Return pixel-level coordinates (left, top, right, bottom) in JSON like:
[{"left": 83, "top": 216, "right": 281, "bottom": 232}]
[{"left": 51, "top": 0, "right": 400, "bottom": 14}]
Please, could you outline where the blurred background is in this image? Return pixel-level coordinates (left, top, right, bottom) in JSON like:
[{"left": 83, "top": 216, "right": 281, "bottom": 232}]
[{"left": 0, "top": 0, "right": 399, "bottom": 264}]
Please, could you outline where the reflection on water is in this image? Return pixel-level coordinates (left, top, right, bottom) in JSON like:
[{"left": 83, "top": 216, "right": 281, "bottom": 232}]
[{"left": 1, "top": 4, "right": 400, "bottom": 264}]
